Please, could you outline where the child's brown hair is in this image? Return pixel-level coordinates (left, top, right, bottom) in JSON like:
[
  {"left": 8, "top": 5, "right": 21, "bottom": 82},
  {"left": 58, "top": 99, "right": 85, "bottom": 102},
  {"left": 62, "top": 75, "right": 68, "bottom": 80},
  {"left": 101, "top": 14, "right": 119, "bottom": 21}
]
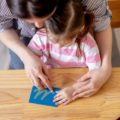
[
  {"left": 45, "top": 0, "right": 94, "bottom": 45},
  {"left": 7, "top": 0, "right": 94, "bottom": 46}
]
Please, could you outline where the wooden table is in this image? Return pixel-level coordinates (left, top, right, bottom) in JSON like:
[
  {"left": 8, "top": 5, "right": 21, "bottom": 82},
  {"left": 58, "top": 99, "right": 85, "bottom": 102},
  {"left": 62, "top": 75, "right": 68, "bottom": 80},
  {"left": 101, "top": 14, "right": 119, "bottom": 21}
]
[{"left": 0, "top": 68, "right": 120, "bottom": 120}]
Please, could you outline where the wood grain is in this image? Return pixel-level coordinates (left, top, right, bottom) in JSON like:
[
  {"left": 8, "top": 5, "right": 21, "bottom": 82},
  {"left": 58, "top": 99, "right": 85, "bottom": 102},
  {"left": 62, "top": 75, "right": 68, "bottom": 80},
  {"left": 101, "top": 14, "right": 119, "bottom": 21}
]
[
  {"left": 0, "top": 68, "right": 120, "bottom": 120},
  {"left": 108, "top": 0, "right": 120, "bottom": 28}
]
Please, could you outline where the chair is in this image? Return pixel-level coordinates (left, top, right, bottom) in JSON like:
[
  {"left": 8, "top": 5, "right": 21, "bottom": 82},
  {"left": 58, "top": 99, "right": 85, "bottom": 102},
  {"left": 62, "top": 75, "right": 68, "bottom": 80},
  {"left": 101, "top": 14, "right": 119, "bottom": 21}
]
[{"left": 109, "top": 0, "right": 120, "bottom": 66}]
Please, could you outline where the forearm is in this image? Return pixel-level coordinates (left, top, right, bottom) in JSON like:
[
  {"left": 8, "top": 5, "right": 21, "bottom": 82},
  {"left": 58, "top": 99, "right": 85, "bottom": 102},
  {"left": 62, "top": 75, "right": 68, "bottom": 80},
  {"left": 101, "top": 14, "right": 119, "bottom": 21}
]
[
  {"left": 0, "top": 29, "right": 33, "bottom": 63},
  {"left": 94, "top": 25, "right": 112, "bottom": 76}
]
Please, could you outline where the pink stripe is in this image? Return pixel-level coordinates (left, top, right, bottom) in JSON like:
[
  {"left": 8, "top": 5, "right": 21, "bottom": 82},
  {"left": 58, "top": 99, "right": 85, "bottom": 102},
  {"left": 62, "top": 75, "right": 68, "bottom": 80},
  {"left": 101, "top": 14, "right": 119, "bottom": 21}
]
[
  {"left": 37, "top": 29, "right": 47, "bottom": 36},
  {"left": 39, "top": 42, "right": 85, "bottom": 57},
  {"left": 29, "top": 41, "right": 52, "bottom": 51},
  {"left": 50, "top": 57, "right": 87, "bottom": 68},
  {"left": 38, "top": 28, "right": 46, "bottom": 33},
  {"left": 83, "top": 35, "right": 96, "bottom": 48},
  {"left": 28, "top": 41, "right": 42, "bottom": 50},
  {"left": 37, "top": 32, "right": 47, "bottom": 36},
  {"left": 41, "top": 43, "right": 52, "bottom": 50},
  {"left": 86, "top": 54, "right": 101, "bottom": 63},
  {"left": 28, "top": 40, "right": 46, "bottom": 50}
]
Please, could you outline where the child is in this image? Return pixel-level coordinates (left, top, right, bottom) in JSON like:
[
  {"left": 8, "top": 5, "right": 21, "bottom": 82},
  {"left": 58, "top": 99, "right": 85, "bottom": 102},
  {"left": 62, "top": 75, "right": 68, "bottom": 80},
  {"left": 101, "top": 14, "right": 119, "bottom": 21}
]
[{"left": 28, "top": 0, "right": 101, "bottom": 105}]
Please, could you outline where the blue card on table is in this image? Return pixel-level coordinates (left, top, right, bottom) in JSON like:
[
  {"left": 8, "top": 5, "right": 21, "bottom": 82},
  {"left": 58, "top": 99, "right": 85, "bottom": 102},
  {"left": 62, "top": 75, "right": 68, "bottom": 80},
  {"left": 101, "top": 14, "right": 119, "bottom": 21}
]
[{"left": 29, "top": 86, "right": 60, "bottom": 107}]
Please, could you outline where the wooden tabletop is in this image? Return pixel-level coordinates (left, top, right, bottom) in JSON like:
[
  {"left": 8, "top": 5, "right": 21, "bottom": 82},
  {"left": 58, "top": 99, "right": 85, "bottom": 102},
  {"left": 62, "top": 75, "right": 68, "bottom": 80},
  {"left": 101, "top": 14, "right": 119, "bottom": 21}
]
[{"left": 0, "top": 68, "right": 120, "bottom": 120}]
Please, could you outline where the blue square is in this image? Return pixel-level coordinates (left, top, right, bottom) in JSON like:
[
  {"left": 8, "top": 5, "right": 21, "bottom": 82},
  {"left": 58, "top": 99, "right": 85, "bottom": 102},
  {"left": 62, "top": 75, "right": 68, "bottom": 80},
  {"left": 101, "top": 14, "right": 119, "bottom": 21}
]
[{"left": 29, "top": 86, "right": 60, "bottom": 107}]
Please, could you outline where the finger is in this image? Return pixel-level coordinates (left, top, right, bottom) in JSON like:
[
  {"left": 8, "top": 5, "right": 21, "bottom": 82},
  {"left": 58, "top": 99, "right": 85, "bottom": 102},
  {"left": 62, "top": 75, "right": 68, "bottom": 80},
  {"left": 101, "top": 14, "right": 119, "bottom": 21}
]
[
  {"left": 31, "top": 73, "right": 44, "bottom": 89},
  {"left": 39, "top": 79, "right": 46, "bottom": 88},
  {"left": 26, "top": 71, "right": 35, "bottom": 85},
  {"left": 72, "top": 90, "right": 91, "bottom": 100},
  {"left": 33, "top": 67, "right": 53, "bottom": 91},
  {"left": 62, "top": 100, "right": 71, "bottom": 105},
  {"left": 56, "top": 98, "right": 68, "bottom": 105},
  {"left": 42, "top": 64, "right": 52, "bottom": 80},
  {"left": 34, "top": 78, "right": 44, "bottom": 89},
  {"left": 32, "top": 70, "right": 47, "bottom": 88},
  {"left": 31, "top": 79, "right": 35, "bottom": 85},
  {"left": 84, "top": 90, "right": 97, "bottom": 97},
  {"left": 54, "top": 92, "right": 61, "bottom": 99},
  {"left": 75, "top": 80, "right": 90, "bottom": 89},
  {"left": 53, "top": 95, "right": 64, "bottom": 102},
  {"left": 29, "top": 74, "right": 35, "bottom": 85},
  {"left": 72, "top": 85, "right": 90, "bottom": 96},
  {"left": 84, "top": 92, "right": 95, "bottom": 97},
  {"left": 38, "top": 73, "right": 53, "bottom": 92},
  {"left": 78, "top": 73, "right": 91, "bottom": 82}
]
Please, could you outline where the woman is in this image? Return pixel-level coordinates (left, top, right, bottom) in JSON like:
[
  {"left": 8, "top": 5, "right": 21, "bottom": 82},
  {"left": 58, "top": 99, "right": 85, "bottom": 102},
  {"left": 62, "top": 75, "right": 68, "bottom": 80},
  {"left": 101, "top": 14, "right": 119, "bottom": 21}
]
[{"left": 0, "top": 0, "right": 112, "bottom": 101}]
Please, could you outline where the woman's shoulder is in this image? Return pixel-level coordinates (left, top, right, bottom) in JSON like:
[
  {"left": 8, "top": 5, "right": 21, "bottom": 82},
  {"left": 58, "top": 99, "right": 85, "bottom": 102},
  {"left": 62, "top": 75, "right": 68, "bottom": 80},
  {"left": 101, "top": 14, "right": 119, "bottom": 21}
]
[
  {"left": 33, "top": 28, "right": 48, "bottom": 44},
  {"left": 82, "top": 0, "right": 104, "bottom": 8}
]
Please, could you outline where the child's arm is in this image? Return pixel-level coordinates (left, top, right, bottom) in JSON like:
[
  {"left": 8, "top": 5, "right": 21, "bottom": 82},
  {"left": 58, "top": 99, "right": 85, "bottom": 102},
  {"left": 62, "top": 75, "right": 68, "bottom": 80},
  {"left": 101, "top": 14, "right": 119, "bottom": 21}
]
[
  {"left": 83, "top": 34, "right": 101, "bottom": 70},
  {"left": 28, "top": 33, "right": 43, "bottom": 56}
]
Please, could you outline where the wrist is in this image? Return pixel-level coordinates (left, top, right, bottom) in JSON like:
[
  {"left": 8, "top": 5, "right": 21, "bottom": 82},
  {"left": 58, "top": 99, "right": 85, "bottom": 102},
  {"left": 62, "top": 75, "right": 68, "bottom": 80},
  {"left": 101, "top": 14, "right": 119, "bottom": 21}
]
[
  {"left": 19, "top": 47, "right": 35, "bottom": 63},
  {"left": 100, "top": 63, "right": 112, "bottom": 79}
]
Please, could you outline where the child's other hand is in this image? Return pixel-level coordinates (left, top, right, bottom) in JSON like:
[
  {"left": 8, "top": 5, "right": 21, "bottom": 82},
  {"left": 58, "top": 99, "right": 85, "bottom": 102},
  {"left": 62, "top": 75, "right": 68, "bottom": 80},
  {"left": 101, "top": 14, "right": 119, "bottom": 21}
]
[
  {"left": 72, "top": 67, "right": 111, "bottom": 100},
  {"left": 53, "top": 86, "right": 75, "bottom": 106},
  {"left": 23, "top": 52, "right": 53, "bottom": 91}
]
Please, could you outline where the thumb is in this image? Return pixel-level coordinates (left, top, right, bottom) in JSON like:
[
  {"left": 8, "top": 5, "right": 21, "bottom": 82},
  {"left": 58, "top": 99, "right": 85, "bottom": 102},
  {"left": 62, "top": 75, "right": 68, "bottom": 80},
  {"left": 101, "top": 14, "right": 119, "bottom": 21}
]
[{"left": 78, "top": 72, "right": 91, "bottom": 82}]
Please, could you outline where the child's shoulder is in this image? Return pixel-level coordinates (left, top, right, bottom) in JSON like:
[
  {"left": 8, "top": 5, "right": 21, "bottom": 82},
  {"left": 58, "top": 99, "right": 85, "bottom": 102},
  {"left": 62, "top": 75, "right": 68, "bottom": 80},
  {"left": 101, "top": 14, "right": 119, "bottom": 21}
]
[
  {"left": 36, "top": 28, "right": 47, "bottom": 36},
  {"left": 82, "top": 33, "right": 95, "bottom": 42},
  {"left": 81, "top": 33, "right": 97, "bottom": 48},
  {"left": 32, "top": 28, "right": 48, "bottom": 44}
]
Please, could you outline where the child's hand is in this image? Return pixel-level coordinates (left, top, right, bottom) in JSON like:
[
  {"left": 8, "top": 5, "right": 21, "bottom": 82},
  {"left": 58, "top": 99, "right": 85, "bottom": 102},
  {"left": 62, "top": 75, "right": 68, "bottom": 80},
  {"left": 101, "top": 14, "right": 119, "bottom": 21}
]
[
  {"left": 72, "top": 68, "right": 111, "bottom": 100},
  {"left": 23, "top": 52, "right": 53, "bottom": 91},
  {"left": 53, "top": 86, "right": 75, "bottom": 106}
]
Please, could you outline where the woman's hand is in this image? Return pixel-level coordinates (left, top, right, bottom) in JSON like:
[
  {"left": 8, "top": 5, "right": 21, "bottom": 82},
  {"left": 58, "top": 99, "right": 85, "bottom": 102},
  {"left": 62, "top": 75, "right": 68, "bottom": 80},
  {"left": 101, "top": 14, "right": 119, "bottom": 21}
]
[
  {"left": 72, "top": 67, "right": 112, "bottom": 100},
  {"left": 23, "top": 51, "right": 53, "bottom": 91}
]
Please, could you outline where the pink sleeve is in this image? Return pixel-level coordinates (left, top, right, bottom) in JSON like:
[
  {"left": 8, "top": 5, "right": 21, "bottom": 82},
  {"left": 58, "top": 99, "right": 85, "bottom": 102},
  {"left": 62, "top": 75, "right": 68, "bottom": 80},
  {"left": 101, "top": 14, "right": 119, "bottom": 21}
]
[
  {"left": 28, "top": 30, "right": 48, "bottom": 56},
  {"left": 28, "top": 33, "right": 42, "bottom": 51},
  {"left": 28, "top": 30, "right": 49, "bottom": 64},
  {"left": 82, "top": 34, "right": 101, "bottom": 70}
]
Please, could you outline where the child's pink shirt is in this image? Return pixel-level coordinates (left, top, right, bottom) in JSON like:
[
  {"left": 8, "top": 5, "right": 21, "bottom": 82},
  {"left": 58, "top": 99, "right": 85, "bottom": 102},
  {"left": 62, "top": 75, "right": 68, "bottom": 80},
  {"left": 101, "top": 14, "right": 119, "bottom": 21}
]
[{"left": 28, "top": 29, "right": 101, "bottom": 70}]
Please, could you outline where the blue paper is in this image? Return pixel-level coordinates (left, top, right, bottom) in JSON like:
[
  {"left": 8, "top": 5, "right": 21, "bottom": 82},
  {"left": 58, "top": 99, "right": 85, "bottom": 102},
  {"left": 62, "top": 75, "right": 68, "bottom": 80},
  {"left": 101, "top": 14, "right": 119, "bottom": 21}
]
[{"left": 29, "top": 86, "right": 60, "bottom": 107}]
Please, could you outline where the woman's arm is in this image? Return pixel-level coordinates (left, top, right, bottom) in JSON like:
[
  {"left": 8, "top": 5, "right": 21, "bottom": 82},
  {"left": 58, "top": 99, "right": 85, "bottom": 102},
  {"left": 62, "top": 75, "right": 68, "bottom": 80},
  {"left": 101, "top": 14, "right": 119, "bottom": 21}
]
[
  {"left": 0, "top": 29, "right": 30, "bottom": 61},
  {"left": 71, "top": 0, "right": 112, "bottom": 99},
  {"left": 94, "top": 25, "right": 112, "bottom": 78},
  {"left": 72, "top": 25, "right": 112, "bottom": 100},
  {"left": 0, "top": 29, "right": 53, "bottom": 91}
]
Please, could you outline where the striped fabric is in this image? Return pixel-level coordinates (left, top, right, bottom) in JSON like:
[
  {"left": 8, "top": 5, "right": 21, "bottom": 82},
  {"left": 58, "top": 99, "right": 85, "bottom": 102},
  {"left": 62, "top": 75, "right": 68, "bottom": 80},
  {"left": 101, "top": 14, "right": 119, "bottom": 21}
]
[
  {"left": 28, "top": 29, "right": 101, "bottom": 70},
  {"left": 0, "top": 0, "right": 111, "bottom": 38}
]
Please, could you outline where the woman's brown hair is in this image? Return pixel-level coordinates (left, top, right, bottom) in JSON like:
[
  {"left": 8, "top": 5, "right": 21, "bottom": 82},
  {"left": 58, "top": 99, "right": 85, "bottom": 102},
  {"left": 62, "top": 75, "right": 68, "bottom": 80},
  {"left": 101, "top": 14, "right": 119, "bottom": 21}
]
[{"left": 7, "top": 0, "right": 59, "bottom": 18}]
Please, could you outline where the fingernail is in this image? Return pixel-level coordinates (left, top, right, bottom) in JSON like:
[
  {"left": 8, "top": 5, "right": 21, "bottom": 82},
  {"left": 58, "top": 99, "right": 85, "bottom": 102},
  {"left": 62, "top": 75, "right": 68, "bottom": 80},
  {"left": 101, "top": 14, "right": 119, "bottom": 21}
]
[
  {"left": 50, "top": 89, "right": 54, "bottom": 92},
  {"left": 38, "top": 88, "right": 42, "bottom": 90}
]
